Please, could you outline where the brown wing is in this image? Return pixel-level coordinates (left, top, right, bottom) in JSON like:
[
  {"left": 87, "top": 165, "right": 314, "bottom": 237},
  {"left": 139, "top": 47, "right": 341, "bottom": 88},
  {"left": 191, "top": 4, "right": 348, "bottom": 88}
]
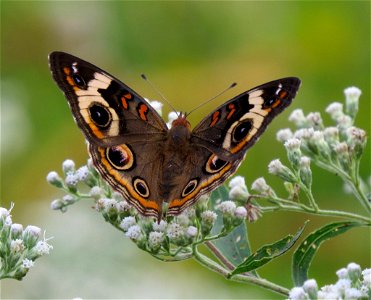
[{"left": 49, "top": 51, "right": 168, "bottom": 147}]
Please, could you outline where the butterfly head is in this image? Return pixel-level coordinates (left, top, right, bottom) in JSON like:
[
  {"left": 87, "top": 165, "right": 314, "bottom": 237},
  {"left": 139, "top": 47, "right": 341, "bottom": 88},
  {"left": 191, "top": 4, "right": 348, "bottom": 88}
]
[{"left": 168, "top": 113, "right": 192, "bottom": 145}]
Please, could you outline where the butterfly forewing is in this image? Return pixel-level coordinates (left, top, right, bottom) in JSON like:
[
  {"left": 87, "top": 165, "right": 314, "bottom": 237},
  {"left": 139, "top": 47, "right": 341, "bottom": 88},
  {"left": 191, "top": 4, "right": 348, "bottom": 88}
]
[
  {"left": 191, "top": 77, "right": 301, "bottom": 160},
  {"left": 49, "top": 52, "right": 168, "bottom": 147}
]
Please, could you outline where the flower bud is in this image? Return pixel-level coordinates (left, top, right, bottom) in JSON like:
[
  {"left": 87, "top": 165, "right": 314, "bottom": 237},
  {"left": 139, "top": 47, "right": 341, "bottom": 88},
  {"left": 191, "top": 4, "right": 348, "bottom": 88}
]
[
  {"left": 347, "top": 262, "right": 362, "bottom": 283},
  {"left": 326, "top": 102, "right": 344, "bottom": 121},
  {"left": 306, "top": 112, "right": 323, "bottom": 130},
  {"left": 23, "top": 225, "right": 41, "bottom": 248},
  {"left": 268, "top": 159, "right": 297, "bottom": 183},
  {"left": 344, "top": 86, "right": 361, "bottom": 119},
  {"left": 120, "top": 216, "right": 137, "bottom": 231},
  {"left": 288, "top": 287, "right": 307, "bottom": 300},
  {"left": 10, "top": 223, "right": 23, "bottom": 239},
  {"left": 148, "top": 231, "right": 164, "bottom": 252},
  {"left": 251, "top": 177, "right": 272, "bottom": 195},
  {"left": 245, "top": 203, "right": 262, "bottom": 222},
  {"left": 299, "top": 156, "right": 312, "bottom": 189},
  {"left": 289, "top": 109, "right": 307, "bottom": 128},
  {"left": 46, "top": 171, "right": 64, "bottom": 188},
  {"left": 285, "top": 138, "right": 302, "bottom": 171},
  {"left": 276, "top": 128, "right": 293, "bottom": 142},
  {"left": 303, "top": 279, "right": 318, "bottom": 300},
  {"left": 62, "top": 159, "right": 75, "bottom": 175},
  {"left": 346, "top": 127, "right": 367, "bottom": 160}
]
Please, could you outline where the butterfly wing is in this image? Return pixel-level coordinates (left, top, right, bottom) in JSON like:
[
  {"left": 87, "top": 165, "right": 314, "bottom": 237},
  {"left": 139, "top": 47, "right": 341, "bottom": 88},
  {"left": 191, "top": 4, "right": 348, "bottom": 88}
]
[
  {"left": 166, "top": 78, "right": 301, "bottom": 215},
  {"left": 191, "top": 77, "right": 301, "bottom": 160},
  {"left": 49, "top": 51, "right": 168, "bottom": 147},
  {"left": 49, "top": 51, "right": 170, "bottom": 218}
]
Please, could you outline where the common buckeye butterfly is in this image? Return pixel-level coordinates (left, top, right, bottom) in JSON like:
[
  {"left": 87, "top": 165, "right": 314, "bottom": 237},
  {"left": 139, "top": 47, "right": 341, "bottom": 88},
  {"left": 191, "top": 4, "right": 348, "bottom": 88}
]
[{"left": 49, "top": 51, "right": 301, "bottom": 220}]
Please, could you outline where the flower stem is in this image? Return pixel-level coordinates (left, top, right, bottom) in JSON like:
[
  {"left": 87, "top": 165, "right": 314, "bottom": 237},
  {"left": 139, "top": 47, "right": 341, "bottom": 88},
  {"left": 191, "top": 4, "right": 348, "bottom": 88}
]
[{"left": 192, "top": 246, "right": 289, "bottom": 296}]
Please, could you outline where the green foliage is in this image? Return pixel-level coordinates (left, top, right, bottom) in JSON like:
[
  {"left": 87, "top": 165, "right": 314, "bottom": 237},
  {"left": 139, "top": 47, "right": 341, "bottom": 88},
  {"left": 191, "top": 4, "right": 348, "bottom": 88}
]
[{"left": 292, "top": 221, "right": 370, "bottom": 286}]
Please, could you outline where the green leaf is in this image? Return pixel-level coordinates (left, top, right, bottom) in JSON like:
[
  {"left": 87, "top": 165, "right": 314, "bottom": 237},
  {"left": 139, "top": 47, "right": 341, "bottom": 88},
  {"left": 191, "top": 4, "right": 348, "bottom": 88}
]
[
  {"left": 229, "top": 221, "right": 307, "bottom": 277},
  {"left": 292, "top": 221, "right": 370, "bottom": 286},
  {"left": 208, "top": 185, "right": 252, "bottom": 268}
]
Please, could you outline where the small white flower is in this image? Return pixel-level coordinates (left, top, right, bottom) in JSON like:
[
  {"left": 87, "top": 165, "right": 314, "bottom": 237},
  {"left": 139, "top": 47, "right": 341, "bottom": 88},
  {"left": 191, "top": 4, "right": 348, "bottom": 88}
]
[
  {"left": 251, "top": 177, "right": 270, "bottom": 193},
  {"left": 76, "top": 166, "right": 89, "bottom": 181},
  {"left": 167, "top": 111, "right": 179, "bottom": 128},
  {"left": 294, "top": 128, "right": 314, "bottom": 140},
  {"left": 229, "top": 186, "right": 249, "bottom": 200},
  {"left": 345, "top": 288, "right": 363, "bottom": 300},
  {"left": 22, "top": 259, "right": 34, "bottom": 269},
  {"left": 0, "top": 207, "right": 12, "bottom": 225},
  {"left": 46, "top": 171, "right": 63, "bottom": 186},
  {"left": 120, "top": 216, "right": 137, "bottom": 231},
  {"left": 63, "top": 194, "right": 75, "bottom": 203},
  {"left": 300, "top": 156, "right": 311, "bottom": 168},
  {"left": 346, "top": 127, "right": 366, "bottom": 143},
  {"left": 62, "top": 159, "right": 75, "bottom": 174},
  {"left": 166, "top": 222, "right": 184, "bottom": 240},
  {"left": 337, "top": 115, "right": 352, "bottom": 129},
  {"left": 229, "top": 176, "right": 246, "bottom": 189},
  {"left": 11, "top": 223, "right": 23, "bottom": 235},
  {"left": 344, "top": 86, "right": 361, "bottom": 101},
  {"left": 149, "top": 100, "right": 163, "bottom": 116},
  {"left": 100, "top": 198, "right": 117, "bottom": 213},
  {"left": 288, "top": 109, "right": 306, "bottom": 126},
  {"left": 347, "top": 262, "right": 362, "bottom": 281},
  {"left": 216, "top": 200, "right": 237, "bottom": 216},
  {"left": 176, "top": 214, "right": 190, "bottom": 227},
  {"left": 152, "top": 220, "right": 168, "bottom": 232},
  {"left": 335, "top": 278, "right": 351, "bottom": 293},
  {"left": 234, "top": 206, "right": 247, "bottom": 219},
  {"left": 268, "top": 159, "right": 284, "bottom": 175},
  {"left": 116, "top": 201, "right": 131, "bottom": 212},
  {"left": 186, "top": 226, "right": 198, "bottom": 238},
  {"left": 35, "top": 240, "right": 53, "bottom": 255},
  {"left": 334, "top": 142, "right": 348, "bottom": 154},
  {"left": 24, "top": 225, "right": 41, "bottom": 238},
  {"left": 306, "top": 112, "right": 323, "bottom": 128},
  {"left": 276, "top": 128, "right": 293, "bottom": 142},
  {"left": 361, "top": 268, "right": 371, "bottom": 287},
  {"left": 323, "top": 127, "right": 339, "bottom": 143},
  {"left": 200, "top": 210, "right": 217, "bottom": 225},
  {"left": 125, "top": 225, "right": 142, "bottom": 240},
  {"left": 50, "top": 199, "right": 63, "bottom": 210},
  {"left": 284, "top": 138, "right": 301, "bottom": 151},
  {"left": 326, "top": 102, "right": 343, "bottom": 119},
  {"left": 288, "top": 287, "right": 307, "bottom": 300},
  {"left": 311, "top": 130, "right": 325, "bottom": 142},
  {"left": 65, "top": 172, "right": 79, "bottom": 187},
  {"left": 10, "top": 239, "right": 25, "bottom": 253},
  {"left": 89, "top": 186, "right": 103, "bottom": 199},
  {"left": 303, "top": 279, "right": 318, "bottom": 298},
  {"left": 148, "top": 231, "right": 164, "bottom": 249}
]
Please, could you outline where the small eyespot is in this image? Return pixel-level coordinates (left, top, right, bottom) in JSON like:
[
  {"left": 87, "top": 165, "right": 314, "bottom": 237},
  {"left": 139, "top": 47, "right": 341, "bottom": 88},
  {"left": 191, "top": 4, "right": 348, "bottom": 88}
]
[
  {"left": 106, "top": 144, "right": 134, "bottom": 170},
  {"left": 89, "top": 103, "right": 112, "bottom": 128},
  {"left": 133, "top": 177, "right": 150, "bottom": 198},
  {"left": 205, "top": 154, "right": 228, "bottom": 174},
  {"left": 72, "top": 74, "right": 86, "bottom": 88},
  {"left": 182, "top": 179, "right": 199, "bottom": 197},
  {"left": 232, "top": 120, "right": 252, "bottom": 142}
]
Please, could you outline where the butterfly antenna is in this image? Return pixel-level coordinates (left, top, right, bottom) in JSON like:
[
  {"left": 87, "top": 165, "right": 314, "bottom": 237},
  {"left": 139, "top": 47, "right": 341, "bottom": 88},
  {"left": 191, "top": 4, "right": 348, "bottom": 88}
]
[
  {"left": 187, "top": 82, "right": 237, "bottom": 116},
  {"left": 141, "top": 74, "right": 179, "bottom": 116}
]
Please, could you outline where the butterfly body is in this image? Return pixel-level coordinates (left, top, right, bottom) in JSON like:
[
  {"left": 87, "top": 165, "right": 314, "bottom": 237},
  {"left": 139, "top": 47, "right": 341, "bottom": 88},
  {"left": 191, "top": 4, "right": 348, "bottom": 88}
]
[{"left": 49, "top": 51, "right": 301, "bottom": 220}]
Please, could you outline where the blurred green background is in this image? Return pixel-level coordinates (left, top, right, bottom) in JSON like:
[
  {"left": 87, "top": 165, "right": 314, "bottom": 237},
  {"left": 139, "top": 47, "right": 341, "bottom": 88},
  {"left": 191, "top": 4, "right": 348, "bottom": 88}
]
[{"left": 1, "top": 1, "right": 370, "bottom": 299}]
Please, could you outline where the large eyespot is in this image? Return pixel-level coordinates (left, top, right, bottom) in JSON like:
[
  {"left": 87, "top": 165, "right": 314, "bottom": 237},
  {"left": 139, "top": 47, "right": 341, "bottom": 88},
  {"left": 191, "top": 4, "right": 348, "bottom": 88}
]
[
  {"left": 106, "top": 144, "right": 134, "bottom": 170},
  {"left": 133, "top": 177, "right": 150, "bottom": 198},
  {"left": 88, "top": 103, "right": 112, "bottom": 128},
  {"left": 72, "top": 74, "right": 86, "bottom": 89},
  {"left": 182, "top": 179, "right": 199, "bottom": 197},
  {"left": 232, "top": 120, "right": 253, "bottom": 142},
  {"left": 205, "top": 154, "right": 228, "bottom": 174}
]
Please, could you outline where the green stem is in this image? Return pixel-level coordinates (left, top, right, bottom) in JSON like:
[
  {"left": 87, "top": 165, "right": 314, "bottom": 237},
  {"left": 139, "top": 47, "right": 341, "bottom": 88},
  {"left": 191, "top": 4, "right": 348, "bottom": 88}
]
[
  {"left": 262, "top": 205, "right": 370, "bottom": 223},
  {"left": 192, "top": 245, "right": 289, "bottom": 296}
]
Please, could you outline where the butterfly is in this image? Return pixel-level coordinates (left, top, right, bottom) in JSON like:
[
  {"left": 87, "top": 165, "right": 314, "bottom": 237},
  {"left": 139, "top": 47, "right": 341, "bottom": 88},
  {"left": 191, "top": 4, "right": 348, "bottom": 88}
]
[{"left": 49, "top": 51, "right": 301, "bottom": 221}]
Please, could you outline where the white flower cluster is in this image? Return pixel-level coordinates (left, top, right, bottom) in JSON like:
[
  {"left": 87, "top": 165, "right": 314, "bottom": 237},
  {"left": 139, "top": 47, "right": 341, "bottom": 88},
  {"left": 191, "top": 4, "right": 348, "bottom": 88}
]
[
  {"left": 289, "top": 263, "right": 370, "bottom": 300},
  {"left": 0, "top": 204, "right": 53, "bottom": 280}
]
